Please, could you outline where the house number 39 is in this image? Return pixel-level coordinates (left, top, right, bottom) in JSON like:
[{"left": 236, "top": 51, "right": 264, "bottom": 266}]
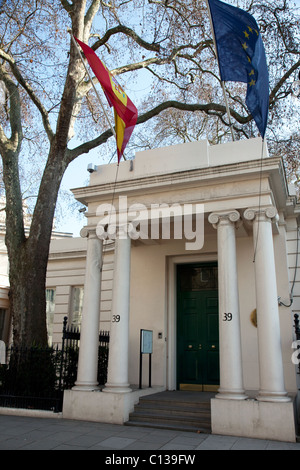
[
  {"left": 112, "top": 315, "right": 120, "bottom": 322},
  {"left": 223, "top": 312, "right": 233, "bottom": 321}
]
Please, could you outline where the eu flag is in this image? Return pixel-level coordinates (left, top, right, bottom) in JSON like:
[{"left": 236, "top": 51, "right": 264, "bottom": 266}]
[{"left": 207, "top": 0, "right": 269, "bottom": 138}]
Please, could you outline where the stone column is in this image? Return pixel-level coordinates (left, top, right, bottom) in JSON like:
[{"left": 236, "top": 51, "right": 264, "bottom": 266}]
[
  {"left": 73, "top": 228, "right": 103, "bottom": 391},
  {"left": 103, "top": 225, "right": 132, "bottom": 393},
  {"left": 244, "top": 207, "right": 290, "bottom": 402},
  {"left": 208, "top": 210, "right": 247, "bottom": 400}
]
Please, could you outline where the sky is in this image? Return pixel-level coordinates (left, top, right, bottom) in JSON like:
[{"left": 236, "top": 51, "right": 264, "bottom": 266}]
[
  {"left": 57, "top": 69, "right": 151, "bottom": 237},
  {"left": 57, "top": 98, "right": 146, "bottom": 237},
  {"left": 57, "top": 155, "right": 93, "bottom": 236},
  {"left": 56, "top": 0, "right": 300, "bottom": 238}
]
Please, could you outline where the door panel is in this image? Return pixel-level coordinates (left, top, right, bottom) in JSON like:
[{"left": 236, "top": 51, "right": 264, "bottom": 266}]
[
  {"left": 179, "top": 293, "right": 201, "bottom": 384},
  {"left": 177, "top": 264, "right": 219, "bottom": 390}
]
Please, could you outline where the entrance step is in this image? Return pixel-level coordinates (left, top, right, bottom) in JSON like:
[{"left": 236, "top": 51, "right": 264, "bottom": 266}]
[{"left": 125, "top": 391, "right": 213, "bottom": 433}]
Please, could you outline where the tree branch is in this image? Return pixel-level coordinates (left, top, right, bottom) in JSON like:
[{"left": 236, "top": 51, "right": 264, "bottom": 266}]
[
  {"left": 269, "top": 59, "right": 300, "bottom": 107},
  {"left": 137, "top": 100, "right": 250, "bottom": 125},
  {"left": 92, "top": 24, "right": 161, "bottom": 53},
  {"left": 60, "top": 0, "right": 73, "bottom": 14},
  {"left": 84, "top": 0, "right": 101, "bottom": 32},
  {"left": 0, "top": 64, "right": 22, "bottom": 154},
  {"left": 67, "top": 99, "right": 251, "bottom": 162},
  {"left": 111, "top": 56, "right": 170, "bottom": 75},
  {"left": 109, "top": 40, "right": 212, "bottom": 77},
  {"left": 0, "top": 48, "right": 54, "bottom": 141}
]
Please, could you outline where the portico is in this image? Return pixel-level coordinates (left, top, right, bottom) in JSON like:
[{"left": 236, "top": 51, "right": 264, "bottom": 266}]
[{"left": 62, "top": 138, "right": 299, "bottom": 442}]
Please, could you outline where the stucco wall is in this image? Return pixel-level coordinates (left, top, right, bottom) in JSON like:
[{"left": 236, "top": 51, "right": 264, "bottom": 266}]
[
  {"left": 47, "top": 238, "right": 114, "bottom": 345},
  {"left": 127, "top": 218, "right": 298, "bottom": 393}
]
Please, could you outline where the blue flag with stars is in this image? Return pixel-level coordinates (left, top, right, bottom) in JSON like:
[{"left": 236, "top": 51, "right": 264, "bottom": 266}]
[{"left": 207, "top": 0, "right": 269, "bottom": 138}]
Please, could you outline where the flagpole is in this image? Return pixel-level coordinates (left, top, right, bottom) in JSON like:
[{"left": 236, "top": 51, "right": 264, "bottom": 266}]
[
  {"left": 205, "top": 0, "right": 235, "bottom": 141},
  {"left": 68, "top": 29, "right": 117, "bottom": 142},
  {"left": 221, "top": 81, "right": 235, "bottom": 141}
]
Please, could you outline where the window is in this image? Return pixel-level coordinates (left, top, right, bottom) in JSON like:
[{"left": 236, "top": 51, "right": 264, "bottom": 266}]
[
  {"left": 178, "top": 264, "right": 218, "bottom": 291},
  {"left": 71, "top": 287, "right": 84, "bottom": 328},
  {"left": 46, "top": 289, "right": 56, "bottom": 345},
  {"left": 0, "top": 308, "right": 6, "bottom": 341}
]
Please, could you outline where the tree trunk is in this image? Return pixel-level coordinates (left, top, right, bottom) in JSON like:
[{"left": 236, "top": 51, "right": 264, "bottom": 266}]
[
  {"left": 1, "top": 0, "right": 91, "bottom": 348},
  {"left": 4, "top": 146, "right": 67, "bottom": 348},
  {"left": 9, "top": 242, "right": 49, "bottom": 348}
]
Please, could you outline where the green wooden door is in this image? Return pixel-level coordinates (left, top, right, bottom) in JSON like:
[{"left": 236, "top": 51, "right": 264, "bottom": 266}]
[{"left": 177, "top": 264, "right": 219, "bottom": 391}]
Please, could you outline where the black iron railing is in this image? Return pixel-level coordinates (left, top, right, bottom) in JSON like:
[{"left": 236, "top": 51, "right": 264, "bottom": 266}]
[
  {"left": 294, "top": 314, "right": 300, "bottom": 375},
  {"left": 0, "top": 317, "right": 109, "bottom": 412},
  {"left": 60, "top": 316, "right": 110, "bottom": 391},
  {"left": 0, "top": 345, "right": 64, "bottom": 412}
]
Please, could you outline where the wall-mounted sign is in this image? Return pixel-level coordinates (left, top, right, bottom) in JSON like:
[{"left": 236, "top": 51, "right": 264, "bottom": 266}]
[
  {"left": 141, "top": 329, "right": 153, "bottom": 354},
  {"left": 139, "top": 329, "right": 153, "bottom": 389}
]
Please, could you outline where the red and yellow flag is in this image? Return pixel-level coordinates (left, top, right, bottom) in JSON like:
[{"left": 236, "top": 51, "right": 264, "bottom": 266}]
[{"left": 75, "top": 37, "right": 138, "bottom": 162}]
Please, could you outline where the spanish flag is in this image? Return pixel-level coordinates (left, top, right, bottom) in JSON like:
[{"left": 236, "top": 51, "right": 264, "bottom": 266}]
[{"left": 74, "top": 37, "right": 138, "bottom": 162}]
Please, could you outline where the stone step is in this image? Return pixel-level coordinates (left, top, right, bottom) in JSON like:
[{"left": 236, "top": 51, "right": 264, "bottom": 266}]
[
  {"left": 139, "top": 396, "right": 211, "bottom": 409},
  {"left": 126, "top": 392, "right": 212, "bottom": 433},
  {"left": 126, "top": 419, "right": 210, "bottom": 434},
  {"left": 128, "top": 410, "right": 211, "bottom": 427},
  {"left": 132, "top": 402, "right": 211, "bottom": 419}
]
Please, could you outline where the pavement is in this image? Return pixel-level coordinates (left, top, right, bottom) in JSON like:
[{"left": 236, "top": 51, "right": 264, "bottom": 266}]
[{"left": 0, "top": 412, "right": 299, "bottom": 451}]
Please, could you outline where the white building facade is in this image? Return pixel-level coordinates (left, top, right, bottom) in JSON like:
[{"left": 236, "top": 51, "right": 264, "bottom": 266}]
[
  {"left": 1, "top": 138, "right": 300, "bottom": 442},
  {"left": 61, "top": 138, "right": 300, "bottom": 442}
]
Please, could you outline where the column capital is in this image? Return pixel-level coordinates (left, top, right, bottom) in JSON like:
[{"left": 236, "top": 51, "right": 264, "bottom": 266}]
[
  {"left": 115, "top": 223, "right": 131, "bottom": 239},
  {"left": 208, "top": 210, "right": 240, "bottom": 229},
  {"left": 80, "top": 226, "right": 98, "bottom": 239},
  {"left": 96, "top": 223, "right": 132, "bottom": 240},
  {"left": 244, "top": 206, "right": 278, "bottom": 223}
]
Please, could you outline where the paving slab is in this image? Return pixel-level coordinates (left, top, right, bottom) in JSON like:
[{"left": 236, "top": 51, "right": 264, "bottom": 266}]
[{"left": 0, "top": 414, "right": 299, "bottom": 451}]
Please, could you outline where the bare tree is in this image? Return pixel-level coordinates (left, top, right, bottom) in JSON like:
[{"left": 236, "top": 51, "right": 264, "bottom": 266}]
[{"left": 0, "top": 0, "right": 299, "bottom": 347}]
